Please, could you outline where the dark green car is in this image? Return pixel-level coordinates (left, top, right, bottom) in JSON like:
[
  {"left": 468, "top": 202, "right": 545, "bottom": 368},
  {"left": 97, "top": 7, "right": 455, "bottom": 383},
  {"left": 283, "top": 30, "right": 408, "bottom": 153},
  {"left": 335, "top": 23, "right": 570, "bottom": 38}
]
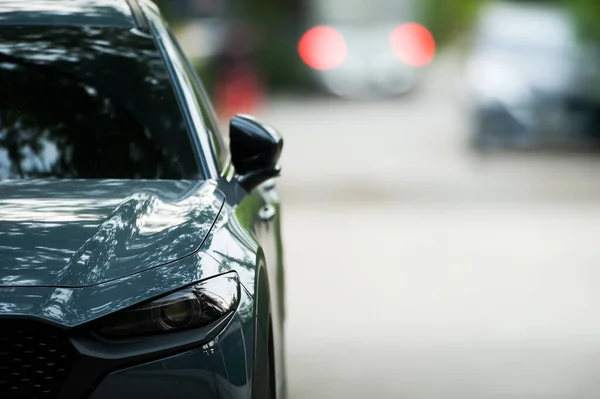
[{"left": 0, "top": 1, "right": 286, "bottom": 398}]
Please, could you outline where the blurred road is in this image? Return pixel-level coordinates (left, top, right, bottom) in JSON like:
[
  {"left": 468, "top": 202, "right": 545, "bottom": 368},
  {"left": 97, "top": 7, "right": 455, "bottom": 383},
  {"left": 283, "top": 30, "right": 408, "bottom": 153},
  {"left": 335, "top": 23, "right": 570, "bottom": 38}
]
[{"left": 260, "top": 51, "right": 600, "bottom": 398}]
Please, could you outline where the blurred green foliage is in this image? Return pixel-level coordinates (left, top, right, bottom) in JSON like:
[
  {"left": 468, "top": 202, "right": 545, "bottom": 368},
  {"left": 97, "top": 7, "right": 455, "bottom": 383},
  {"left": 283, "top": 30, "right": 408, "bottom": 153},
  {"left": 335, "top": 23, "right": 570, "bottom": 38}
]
[
  {"left": 240, "top": 0, "right": 314, "bottom": 92},
  {"left": 419, "top": 0, "right": 485, "bottom": 47},
  {"left": 563, "top": 1, "right": 600, "bottom": 43},
  {"left": 414, "top": 0, "right": 599, "bottom": 47},
  {"left": 153, "top": 0, "right": 311, "bottom": 92},
  {"left": 419, "top": 0, "right": 600, "bottom": 46}
]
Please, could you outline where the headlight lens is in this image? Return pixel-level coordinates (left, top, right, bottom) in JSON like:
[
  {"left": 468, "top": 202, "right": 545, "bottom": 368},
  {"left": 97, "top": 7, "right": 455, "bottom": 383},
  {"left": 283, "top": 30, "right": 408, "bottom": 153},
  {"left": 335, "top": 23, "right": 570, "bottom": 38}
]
[{"left": 96, "top": 273, "right": 240, "bottom": 338}]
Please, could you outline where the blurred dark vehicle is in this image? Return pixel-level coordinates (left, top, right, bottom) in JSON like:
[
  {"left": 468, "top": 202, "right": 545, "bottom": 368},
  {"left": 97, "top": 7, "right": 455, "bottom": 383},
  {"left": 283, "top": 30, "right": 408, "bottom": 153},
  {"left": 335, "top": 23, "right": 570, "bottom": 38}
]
[
  {"left": 300, "top": 0, "right": 434, "bottom": 99},
  {"left": 466, "top": 2, "right": 600, "bottom": 151}
]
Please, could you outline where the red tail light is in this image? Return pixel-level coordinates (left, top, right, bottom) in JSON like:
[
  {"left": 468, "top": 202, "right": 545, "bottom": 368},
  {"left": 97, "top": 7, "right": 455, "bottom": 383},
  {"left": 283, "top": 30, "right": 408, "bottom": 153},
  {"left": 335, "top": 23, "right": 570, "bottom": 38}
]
[
  {"left": 389, "top": 23, "right": 436, "bottom": 67},
  {"left": 298, "top": 26, "right": 347, "bottom": 71}
]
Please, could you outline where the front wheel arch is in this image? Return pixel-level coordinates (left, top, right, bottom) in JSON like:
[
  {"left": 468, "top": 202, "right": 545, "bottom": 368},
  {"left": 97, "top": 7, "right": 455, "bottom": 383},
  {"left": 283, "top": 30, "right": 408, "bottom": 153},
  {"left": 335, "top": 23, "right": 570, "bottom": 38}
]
[{"left": 251, "top": 253, "right": 273, "bottom": 399}]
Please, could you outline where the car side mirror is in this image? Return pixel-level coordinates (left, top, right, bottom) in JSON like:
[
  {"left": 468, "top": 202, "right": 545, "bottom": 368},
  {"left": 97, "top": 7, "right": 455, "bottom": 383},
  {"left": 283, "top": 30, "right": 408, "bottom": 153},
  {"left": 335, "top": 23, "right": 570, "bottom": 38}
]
[{"left": 229, "top": 114, "right": 283, "bottom": 192}]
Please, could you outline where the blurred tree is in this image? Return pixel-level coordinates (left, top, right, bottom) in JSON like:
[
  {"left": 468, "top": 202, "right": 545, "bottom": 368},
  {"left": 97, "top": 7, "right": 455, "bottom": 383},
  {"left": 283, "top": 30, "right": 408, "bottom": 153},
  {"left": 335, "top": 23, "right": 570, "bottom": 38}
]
[
  {"left": 153, "top": 0, "right": 311, "bottom": 93},
  {"left": 418, "top": 0, "right": 484, "bottom": 47},
  {"left": 153, "top": 0, "right": 172, "bottom": 20},
  {"left": 243, "top": 0, "right": 310, "bottom": 91},
  {"left": 419, "top": 0, "right": 600, "bottom": 48},
  {"left": 562, "top": 0, "right": 600, "bottom": 43}
]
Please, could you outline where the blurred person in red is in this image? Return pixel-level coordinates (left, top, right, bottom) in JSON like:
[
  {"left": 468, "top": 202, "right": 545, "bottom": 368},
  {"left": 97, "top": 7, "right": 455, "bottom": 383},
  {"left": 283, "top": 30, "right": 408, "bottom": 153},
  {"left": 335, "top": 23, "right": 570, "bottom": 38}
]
[{"left": 213, "top": 19, "right": 265, "bottom": 123}]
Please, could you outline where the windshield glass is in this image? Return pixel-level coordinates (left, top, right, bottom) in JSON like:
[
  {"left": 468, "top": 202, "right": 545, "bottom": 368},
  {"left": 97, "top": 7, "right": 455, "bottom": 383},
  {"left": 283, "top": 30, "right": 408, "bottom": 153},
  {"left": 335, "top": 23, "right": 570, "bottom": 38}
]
[
  {"left": 0, "top": 26, "right": 201, "bottom": 180},
  {"left": 478, "top": 8, "right": 575, "bottom": 55}
]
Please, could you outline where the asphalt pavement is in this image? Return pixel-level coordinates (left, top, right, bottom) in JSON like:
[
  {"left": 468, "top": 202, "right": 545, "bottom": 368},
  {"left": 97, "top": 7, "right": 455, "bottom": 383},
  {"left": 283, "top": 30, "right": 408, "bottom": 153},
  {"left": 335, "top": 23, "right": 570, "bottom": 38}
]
[{"left": 258, "top": 51, "right": 600, "bottom": 398}]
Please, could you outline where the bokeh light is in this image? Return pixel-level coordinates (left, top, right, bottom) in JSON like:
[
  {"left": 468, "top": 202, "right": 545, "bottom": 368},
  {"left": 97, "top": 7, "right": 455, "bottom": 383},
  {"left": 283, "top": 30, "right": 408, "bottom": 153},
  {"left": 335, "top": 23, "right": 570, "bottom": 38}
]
[
  {"left": 389, "top": 23, "right": 436, "bottom": 67},
  {"left": 298, "top": 26, "right": 347, "bottom": 70}
]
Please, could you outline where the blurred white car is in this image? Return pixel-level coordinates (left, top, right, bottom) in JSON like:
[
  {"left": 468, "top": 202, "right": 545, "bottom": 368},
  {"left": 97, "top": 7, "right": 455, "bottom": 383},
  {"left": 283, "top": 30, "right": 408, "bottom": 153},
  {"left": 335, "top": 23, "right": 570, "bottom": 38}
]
[
  {"left": 466, "top": 2, "right": 600, "bottom": 150},
  {"left": 300, "top": 0, "right": 434, "bottom": 99}
]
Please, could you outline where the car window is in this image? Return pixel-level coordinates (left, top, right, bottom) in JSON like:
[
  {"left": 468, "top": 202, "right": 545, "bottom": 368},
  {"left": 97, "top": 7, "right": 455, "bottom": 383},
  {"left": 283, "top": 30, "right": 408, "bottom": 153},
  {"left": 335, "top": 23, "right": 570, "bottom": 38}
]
[
  {"left": 0, "top": 26, "right": 202, "bottom": 180},
  {"left": 167, "top": 29, "right": 231, "bottom": 173}
]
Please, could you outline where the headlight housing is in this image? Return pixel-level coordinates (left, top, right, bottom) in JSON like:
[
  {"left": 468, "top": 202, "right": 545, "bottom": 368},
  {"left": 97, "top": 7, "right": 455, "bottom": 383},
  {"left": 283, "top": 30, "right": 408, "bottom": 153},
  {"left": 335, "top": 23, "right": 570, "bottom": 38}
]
[{"left": 96, "top": 273, "right": 240, "bottom": 338}]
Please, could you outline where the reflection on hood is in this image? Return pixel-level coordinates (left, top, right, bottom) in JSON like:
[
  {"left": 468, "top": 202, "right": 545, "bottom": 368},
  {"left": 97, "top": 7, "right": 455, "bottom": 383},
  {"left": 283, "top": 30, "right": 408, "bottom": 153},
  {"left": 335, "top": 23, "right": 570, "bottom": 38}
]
[{"left": 0, "top": 179, "right": 224, "bottom": 287}]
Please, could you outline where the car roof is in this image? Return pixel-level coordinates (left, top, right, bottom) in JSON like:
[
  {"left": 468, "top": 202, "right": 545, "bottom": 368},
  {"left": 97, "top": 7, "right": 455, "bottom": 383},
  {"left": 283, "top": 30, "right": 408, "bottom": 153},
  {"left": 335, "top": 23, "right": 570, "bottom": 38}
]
[
  {"left": 0, "top": 0, "right": 140, "bottom": 28},
  {"left": 478, "top": 1, "right": 571, "bottom": 28},
  {"left": 476, "top": 1, "right": 574, "bottom": 46}
]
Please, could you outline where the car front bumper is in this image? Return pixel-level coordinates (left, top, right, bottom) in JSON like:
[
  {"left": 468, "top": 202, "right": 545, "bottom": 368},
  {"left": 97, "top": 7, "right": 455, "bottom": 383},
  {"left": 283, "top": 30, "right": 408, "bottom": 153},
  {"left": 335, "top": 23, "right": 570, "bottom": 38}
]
[
  {"left": 86, "top": 308, "right": 254, "bottom": 399},
  {"left": 85, "top": 290, "right": 255, "bottom": 399},
  {"left": 89, "top": 338, "right": 247, "bottom": 399}
]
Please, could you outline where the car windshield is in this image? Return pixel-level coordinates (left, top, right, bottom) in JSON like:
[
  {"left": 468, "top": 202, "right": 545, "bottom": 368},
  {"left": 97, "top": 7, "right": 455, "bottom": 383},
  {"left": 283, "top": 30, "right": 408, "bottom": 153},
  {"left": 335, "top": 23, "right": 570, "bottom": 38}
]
[
  {"left": 0, "top": 26, "right": 201, "bottom": 180},
  {"left": 478, "top": 8, "right": 575, "bottom": 56}
]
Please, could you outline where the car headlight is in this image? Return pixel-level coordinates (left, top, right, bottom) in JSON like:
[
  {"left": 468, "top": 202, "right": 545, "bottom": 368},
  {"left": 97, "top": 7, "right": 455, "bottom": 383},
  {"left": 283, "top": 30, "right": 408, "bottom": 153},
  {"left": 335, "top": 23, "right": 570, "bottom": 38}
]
[{"left": 96, "top": 273, "right": 240, "bottom": 338}]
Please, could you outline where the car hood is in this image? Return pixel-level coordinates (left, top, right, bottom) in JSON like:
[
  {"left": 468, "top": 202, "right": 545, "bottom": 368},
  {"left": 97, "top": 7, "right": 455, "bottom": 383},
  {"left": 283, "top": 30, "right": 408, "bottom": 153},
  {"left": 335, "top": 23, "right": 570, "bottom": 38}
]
[{"left": 0, "top": 179, "right": 224, "bottom": 287}]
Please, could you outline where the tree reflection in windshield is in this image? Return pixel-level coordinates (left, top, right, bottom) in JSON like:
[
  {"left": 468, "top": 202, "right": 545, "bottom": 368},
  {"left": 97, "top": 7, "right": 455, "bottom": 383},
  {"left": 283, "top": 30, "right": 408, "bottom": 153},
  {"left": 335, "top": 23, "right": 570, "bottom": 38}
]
[{"left": 0, "top": 26, "right": 201, "bottom": 180}]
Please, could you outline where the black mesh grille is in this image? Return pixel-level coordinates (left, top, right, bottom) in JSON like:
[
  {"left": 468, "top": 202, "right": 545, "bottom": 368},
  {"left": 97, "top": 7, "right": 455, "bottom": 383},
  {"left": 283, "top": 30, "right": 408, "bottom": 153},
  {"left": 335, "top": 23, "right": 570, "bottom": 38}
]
[{"left": 0, "top": 321, "right": 76, "bottom": 399}]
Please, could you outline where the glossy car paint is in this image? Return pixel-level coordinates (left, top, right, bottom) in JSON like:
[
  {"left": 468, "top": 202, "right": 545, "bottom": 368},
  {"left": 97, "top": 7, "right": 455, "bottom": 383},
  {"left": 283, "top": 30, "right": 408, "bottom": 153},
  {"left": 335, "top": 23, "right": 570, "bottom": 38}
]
[
  {"left": 0, "top": 1, "right": 286, "bottom": 398},
  {"left": 229, "top": 115, "right": 284, "bottom": 192},
  {"left": 88, "top": 293, "right": 254, "bottom": 399},
  {"left": 0, "top": 0, "right": 134, "bottom": 27},
  {"left": 0, "top": 179, "right": 224, "bottom": 287}
]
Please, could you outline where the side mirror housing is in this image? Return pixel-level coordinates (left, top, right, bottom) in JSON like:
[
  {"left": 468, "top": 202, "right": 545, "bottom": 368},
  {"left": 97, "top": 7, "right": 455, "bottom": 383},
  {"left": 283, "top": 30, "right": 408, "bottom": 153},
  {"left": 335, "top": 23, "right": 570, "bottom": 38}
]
[{"left": 229, "top": 114, "right": 283, "bottom": 191}]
